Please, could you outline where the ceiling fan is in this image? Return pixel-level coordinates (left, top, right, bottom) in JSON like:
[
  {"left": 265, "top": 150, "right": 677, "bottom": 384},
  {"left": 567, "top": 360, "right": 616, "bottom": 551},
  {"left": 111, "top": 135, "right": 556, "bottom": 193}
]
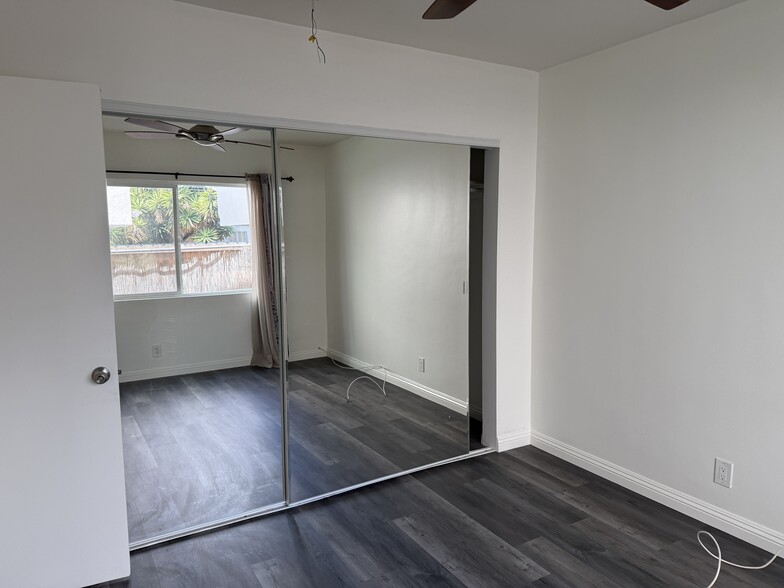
[
  {"left": 123, "top": 118, "right": 272, "bottom": 152},
  {"left": 423, "top": 0, "right": 690, "bottom": 19}
]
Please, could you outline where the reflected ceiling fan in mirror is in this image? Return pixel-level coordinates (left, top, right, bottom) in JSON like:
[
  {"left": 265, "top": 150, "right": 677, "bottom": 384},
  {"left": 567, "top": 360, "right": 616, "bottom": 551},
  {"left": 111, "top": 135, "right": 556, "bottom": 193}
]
[
  {"left": 123, "top": 118, "right": 275, "bottom": 152},
  {"left": 422, "top": 0, "right": 691, "bottom": 19}
]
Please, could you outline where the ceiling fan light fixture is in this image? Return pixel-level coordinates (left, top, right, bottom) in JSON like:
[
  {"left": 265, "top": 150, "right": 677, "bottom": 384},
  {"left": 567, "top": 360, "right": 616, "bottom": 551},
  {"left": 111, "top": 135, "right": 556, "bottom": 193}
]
[{"left": 124, "top": 119, "right": 247, "bottom": 154}]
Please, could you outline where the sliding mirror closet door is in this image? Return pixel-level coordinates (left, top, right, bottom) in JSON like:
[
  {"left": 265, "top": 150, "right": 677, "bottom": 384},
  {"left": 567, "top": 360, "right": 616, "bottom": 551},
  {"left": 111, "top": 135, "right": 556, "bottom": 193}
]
[
  {"left": 280, "top": 131, "right": 473, "bottom": 502},
  {"left": 103, "top": 115, "right": 285, "bottom": 544}
]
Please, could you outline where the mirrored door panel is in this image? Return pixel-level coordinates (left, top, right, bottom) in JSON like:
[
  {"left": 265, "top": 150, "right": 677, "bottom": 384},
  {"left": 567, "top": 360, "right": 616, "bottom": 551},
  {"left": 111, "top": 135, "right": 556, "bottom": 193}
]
[
  {"left": 104, "top": 114, "right": 285, "bottom": 544},
  {"left": 279, "top": 131, "right": 472, "bottom": 502}
]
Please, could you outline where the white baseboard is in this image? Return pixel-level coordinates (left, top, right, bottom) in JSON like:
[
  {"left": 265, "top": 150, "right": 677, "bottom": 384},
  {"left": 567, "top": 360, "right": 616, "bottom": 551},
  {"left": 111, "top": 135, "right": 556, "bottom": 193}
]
[
  {"left": 497, "top": 430, "right": 531, "bottom": 451},
  {"left": 288, "top": 348, "right": 326, "bottom": 362},
  {"left": 324, "top": 348, "right": 468, "bottom": 415},
  {"left": 118, "top": 357, "right": 252, "bottom": 383},
  {"left": 531, "top": 431, "right": 784, "bottom": 554}
]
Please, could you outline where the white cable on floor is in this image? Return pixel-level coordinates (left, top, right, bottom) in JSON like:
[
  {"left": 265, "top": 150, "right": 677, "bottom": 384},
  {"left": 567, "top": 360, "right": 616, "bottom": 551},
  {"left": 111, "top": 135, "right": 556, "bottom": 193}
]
[
  {"left": 345, "top": 372, "right": 387, "bottom": 402},
  {"left": 319, "top": 347, "right": 388, "bottom": 402},
  {"left": 698, "top": 530, "right": 783, "bottom": 587}
]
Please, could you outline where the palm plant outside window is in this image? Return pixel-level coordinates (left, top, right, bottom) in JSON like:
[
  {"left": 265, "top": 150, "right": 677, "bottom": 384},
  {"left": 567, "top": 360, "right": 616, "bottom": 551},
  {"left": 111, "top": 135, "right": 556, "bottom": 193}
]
[{"left": 107, "top": 183, "right": 252, "bottom": 297}]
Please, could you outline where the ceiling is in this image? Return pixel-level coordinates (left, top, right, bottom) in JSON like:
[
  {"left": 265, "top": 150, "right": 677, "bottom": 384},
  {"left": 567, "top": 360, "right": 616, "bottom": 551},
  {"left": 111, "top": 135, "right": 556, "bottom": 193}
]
[
  {"left": 175, "top": 0, "right": 745, "bottom": 71},
  {"left": 103, "top": 115, "right": 348, "bottom": 147}
]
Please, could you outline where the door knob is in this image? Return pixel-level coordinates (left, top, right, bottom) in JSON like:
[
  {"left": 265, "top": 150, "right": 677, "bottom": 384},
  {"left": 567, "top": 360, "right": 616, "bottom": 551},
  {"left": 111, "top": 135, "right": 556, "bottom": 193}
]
[{"left": 91, "top": 367, "right": 111, "bottom": 385}]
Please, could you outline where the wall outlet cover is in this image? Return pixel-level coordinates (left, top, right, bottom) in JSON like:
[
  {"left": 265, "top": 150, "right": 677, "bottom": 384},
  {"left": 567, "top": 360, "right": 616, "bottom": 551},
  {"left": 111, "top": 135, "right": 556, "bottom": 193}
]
[{"left": 714, "top": 458, "right": 733, "bottom": 489}]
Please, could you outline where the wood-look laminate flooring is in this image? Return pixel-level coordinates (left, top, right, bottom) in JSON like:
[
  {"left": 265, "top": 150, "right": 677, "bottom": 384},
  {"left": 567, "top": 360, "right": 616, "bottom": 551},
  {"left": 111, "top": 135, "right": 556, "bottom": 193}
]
[
  {"left": 121, "top": 358, "right": 469, "bottom": 542},
  {"left": 121, "top": 367, "right": 284, "bottom": 542},
  {"left": 287, "top": 358, "right": 469, "bottom": 501},
  {"left": 104, "top": 446, "right": 784, "bottom": 587}
]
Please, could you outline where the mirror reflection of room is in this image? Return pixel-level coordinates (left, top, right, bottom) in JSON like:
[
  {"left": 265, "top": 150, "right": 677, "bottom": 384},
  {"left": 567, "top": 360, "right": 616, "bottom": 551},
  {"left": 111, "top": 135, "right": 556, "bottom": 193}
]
[
  {"left": 282, "top": 133, "right": 478, "bottom": 502},
  {"left": 104, "top": 115, "right": 485, "bottom": 544},
  {"left": 103, "top": 115, "right": 286, "bottom": 543}
]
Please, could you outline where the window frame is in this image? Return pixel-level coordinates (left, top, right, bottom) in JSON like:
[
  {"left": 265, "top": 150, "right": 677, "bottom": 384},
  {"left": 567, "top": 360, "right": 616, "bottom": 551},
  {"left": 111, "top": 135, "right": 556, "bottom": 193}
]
[{"left": 106, "top": 176, "right": 252, "bottom": 301}]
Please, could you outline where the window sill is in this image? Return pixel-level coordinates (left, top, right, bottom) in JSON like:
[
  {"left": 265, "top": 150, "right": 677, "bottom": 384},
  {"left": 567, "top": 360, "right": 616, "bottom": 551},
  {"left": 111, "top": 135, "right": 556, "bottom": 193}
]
[{"left": 113, "top": 290, "right": 253, "bottom": 303}]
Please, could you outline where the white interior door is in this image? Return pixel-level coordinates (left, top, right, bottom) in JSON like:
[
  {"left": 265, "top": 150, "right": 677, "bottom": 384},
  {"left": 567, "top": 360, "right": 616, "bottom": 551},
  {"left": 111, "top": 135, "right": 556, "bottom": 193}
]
[{"left": 0, "top": 76, "right": 129, "bottom": 587}]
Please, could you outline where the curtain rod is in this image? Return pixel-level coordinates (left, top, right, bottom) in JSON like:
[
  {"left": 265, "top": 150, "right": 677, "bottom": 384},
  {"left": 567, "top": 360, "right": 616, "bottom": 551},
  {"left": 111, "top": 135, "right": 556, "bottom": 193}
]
[{"left": 106, "top": 169, "right": 294, "bottom": 182}]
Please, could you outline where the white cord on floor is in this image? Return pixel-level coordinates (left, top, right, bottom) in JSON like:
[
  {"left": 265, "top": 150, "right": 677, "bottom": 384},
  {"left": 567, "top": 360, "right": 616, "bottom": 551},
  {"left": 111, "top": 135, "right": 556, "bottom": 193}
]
[
  {"left": 319, "top": 348, "right": 388, "bottom": 402},
  {"left": 345, "top": 372, "right": 387, "bottom": 402},
  {"left": 698, "top": 530, "right": 783, "bottom": 587}
]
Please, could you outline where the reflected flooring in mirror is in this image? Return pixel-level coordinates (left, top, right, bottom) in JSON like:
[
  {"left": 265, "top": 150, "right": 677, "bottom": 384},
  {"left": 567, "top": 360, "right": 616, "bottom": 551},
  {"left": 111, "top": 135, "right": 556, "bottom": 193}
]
[
  {"left": 120, "top": 368, "right": 284, "bottom": 543},
  {"left": 120, "top": 360, "right": 469, "bottom": 543},
  {"left": 288, "top": 358, "right": 469, "bottom": 502}
]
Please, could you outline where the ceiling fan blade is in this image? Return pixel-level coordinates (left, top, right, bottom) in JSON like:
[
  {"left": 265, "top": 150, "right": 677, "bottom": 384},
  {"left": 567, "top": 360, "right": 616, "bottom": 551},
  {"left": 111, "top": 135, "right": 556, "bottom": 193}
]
[
  {"left": 219, "top": 127, "right": 247, "bottom": 137},
  {"left": 124, "top": 131, "right": 178, "bottom": 139},
  {"left": 225, "top": 140, "right": 295, "bottom": 151},
  {"left": 208, "top": 143, "right": 226, "bottom": 152},
  {"left": 422, "top": 0, "right": 478, "bottom": 19},
  {"left": 225, "top": 139, "right": 270, "bottom": 148},
  {"left": 643, "top": 0, "right": 691, "bottom": 9},
  {"left": 125, "top": 118, "right": 186, "bottom": 133}
]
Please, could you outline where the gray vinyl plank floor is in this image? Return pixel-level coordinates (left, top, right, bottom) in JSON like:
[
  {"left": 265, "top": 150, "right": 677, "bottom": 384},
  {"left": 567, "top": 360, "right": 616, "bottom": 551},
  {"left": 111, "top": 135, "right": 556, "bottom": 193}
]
[
  {"left": 103, "top": 446, "right": 784, "bottom": 587},
  {"left": 121, "top": 358, "right": 469, "bottom": 542}
]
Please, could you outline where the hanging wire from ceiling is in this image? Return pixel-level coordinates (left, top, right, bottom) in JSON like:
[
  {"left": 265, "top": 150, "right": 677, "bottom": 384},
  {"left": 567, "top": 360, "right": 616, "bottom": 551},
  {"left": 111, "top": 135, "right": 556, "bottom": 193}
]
[{"left": 309, "top": 0, "right": 327, "bottom": 64}]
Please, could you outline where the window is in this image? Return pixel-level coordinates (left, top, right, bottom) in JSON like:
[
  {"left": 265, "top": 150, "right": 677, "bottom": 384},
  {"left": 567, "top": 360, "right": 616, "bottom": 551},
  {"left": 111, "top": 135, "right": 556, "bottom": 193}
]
[{"left": 107, "top": 182, "right": 252, "bottom": 298}]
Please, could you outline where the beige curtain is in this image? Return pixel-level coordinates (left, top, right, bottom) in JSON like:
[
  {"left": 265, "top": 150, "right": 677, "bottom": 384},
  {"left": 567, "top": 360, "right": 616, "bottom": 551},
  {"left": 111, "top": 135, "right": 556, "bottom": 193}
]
[{"left": 246, "top": 174, "right": 280, "bottom": 368}]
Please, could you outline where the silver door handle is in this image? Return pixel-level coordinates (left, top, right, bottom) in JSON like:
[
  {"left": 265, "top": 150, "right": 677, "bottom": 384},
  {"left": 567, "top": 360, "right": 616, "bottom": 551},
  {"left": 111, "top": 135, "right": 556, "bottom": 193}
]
[{"left": 91, "top": 367, "right": 111, "bottom": 385}]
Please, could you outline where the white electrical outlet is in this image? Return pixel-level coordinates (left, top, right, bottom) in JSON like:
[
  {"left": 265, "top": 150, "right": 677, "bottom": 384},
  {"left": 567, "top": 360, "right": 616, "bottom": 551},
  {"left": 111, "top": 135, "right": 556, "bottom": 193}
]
[
  {"left": 152, "top": 344, "right": 162, "bottom": 358},
  {"left": 714, "top": 458, "right": 733, "bottom": 489},
  {"left": 418, "top": 357, "right": 425, "bottom": 373}
]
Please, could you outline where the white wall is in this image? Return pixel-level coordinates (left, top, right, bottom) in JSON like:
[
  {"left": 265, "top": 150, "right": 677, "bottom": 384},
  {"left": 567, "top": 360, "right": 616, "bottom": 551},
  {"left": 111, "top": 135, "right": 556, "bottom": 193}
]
[
  {"left": 115, "top": 294, "right": 254, "bottom": 380},
  {"left": 281, "top": 144, "right": 328, "bottom": 360},
  {"left": 534, "top": 0, "right": 784, "bottom": 549},
  {"left": 104, "top": 129, "right": 329, "bottom": 374},
  {"left": 324, "top": 136, "right": 469, "bottom": 406},
  {"left": 0, "top": 0, "right": 539, "bottom": 447}
]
